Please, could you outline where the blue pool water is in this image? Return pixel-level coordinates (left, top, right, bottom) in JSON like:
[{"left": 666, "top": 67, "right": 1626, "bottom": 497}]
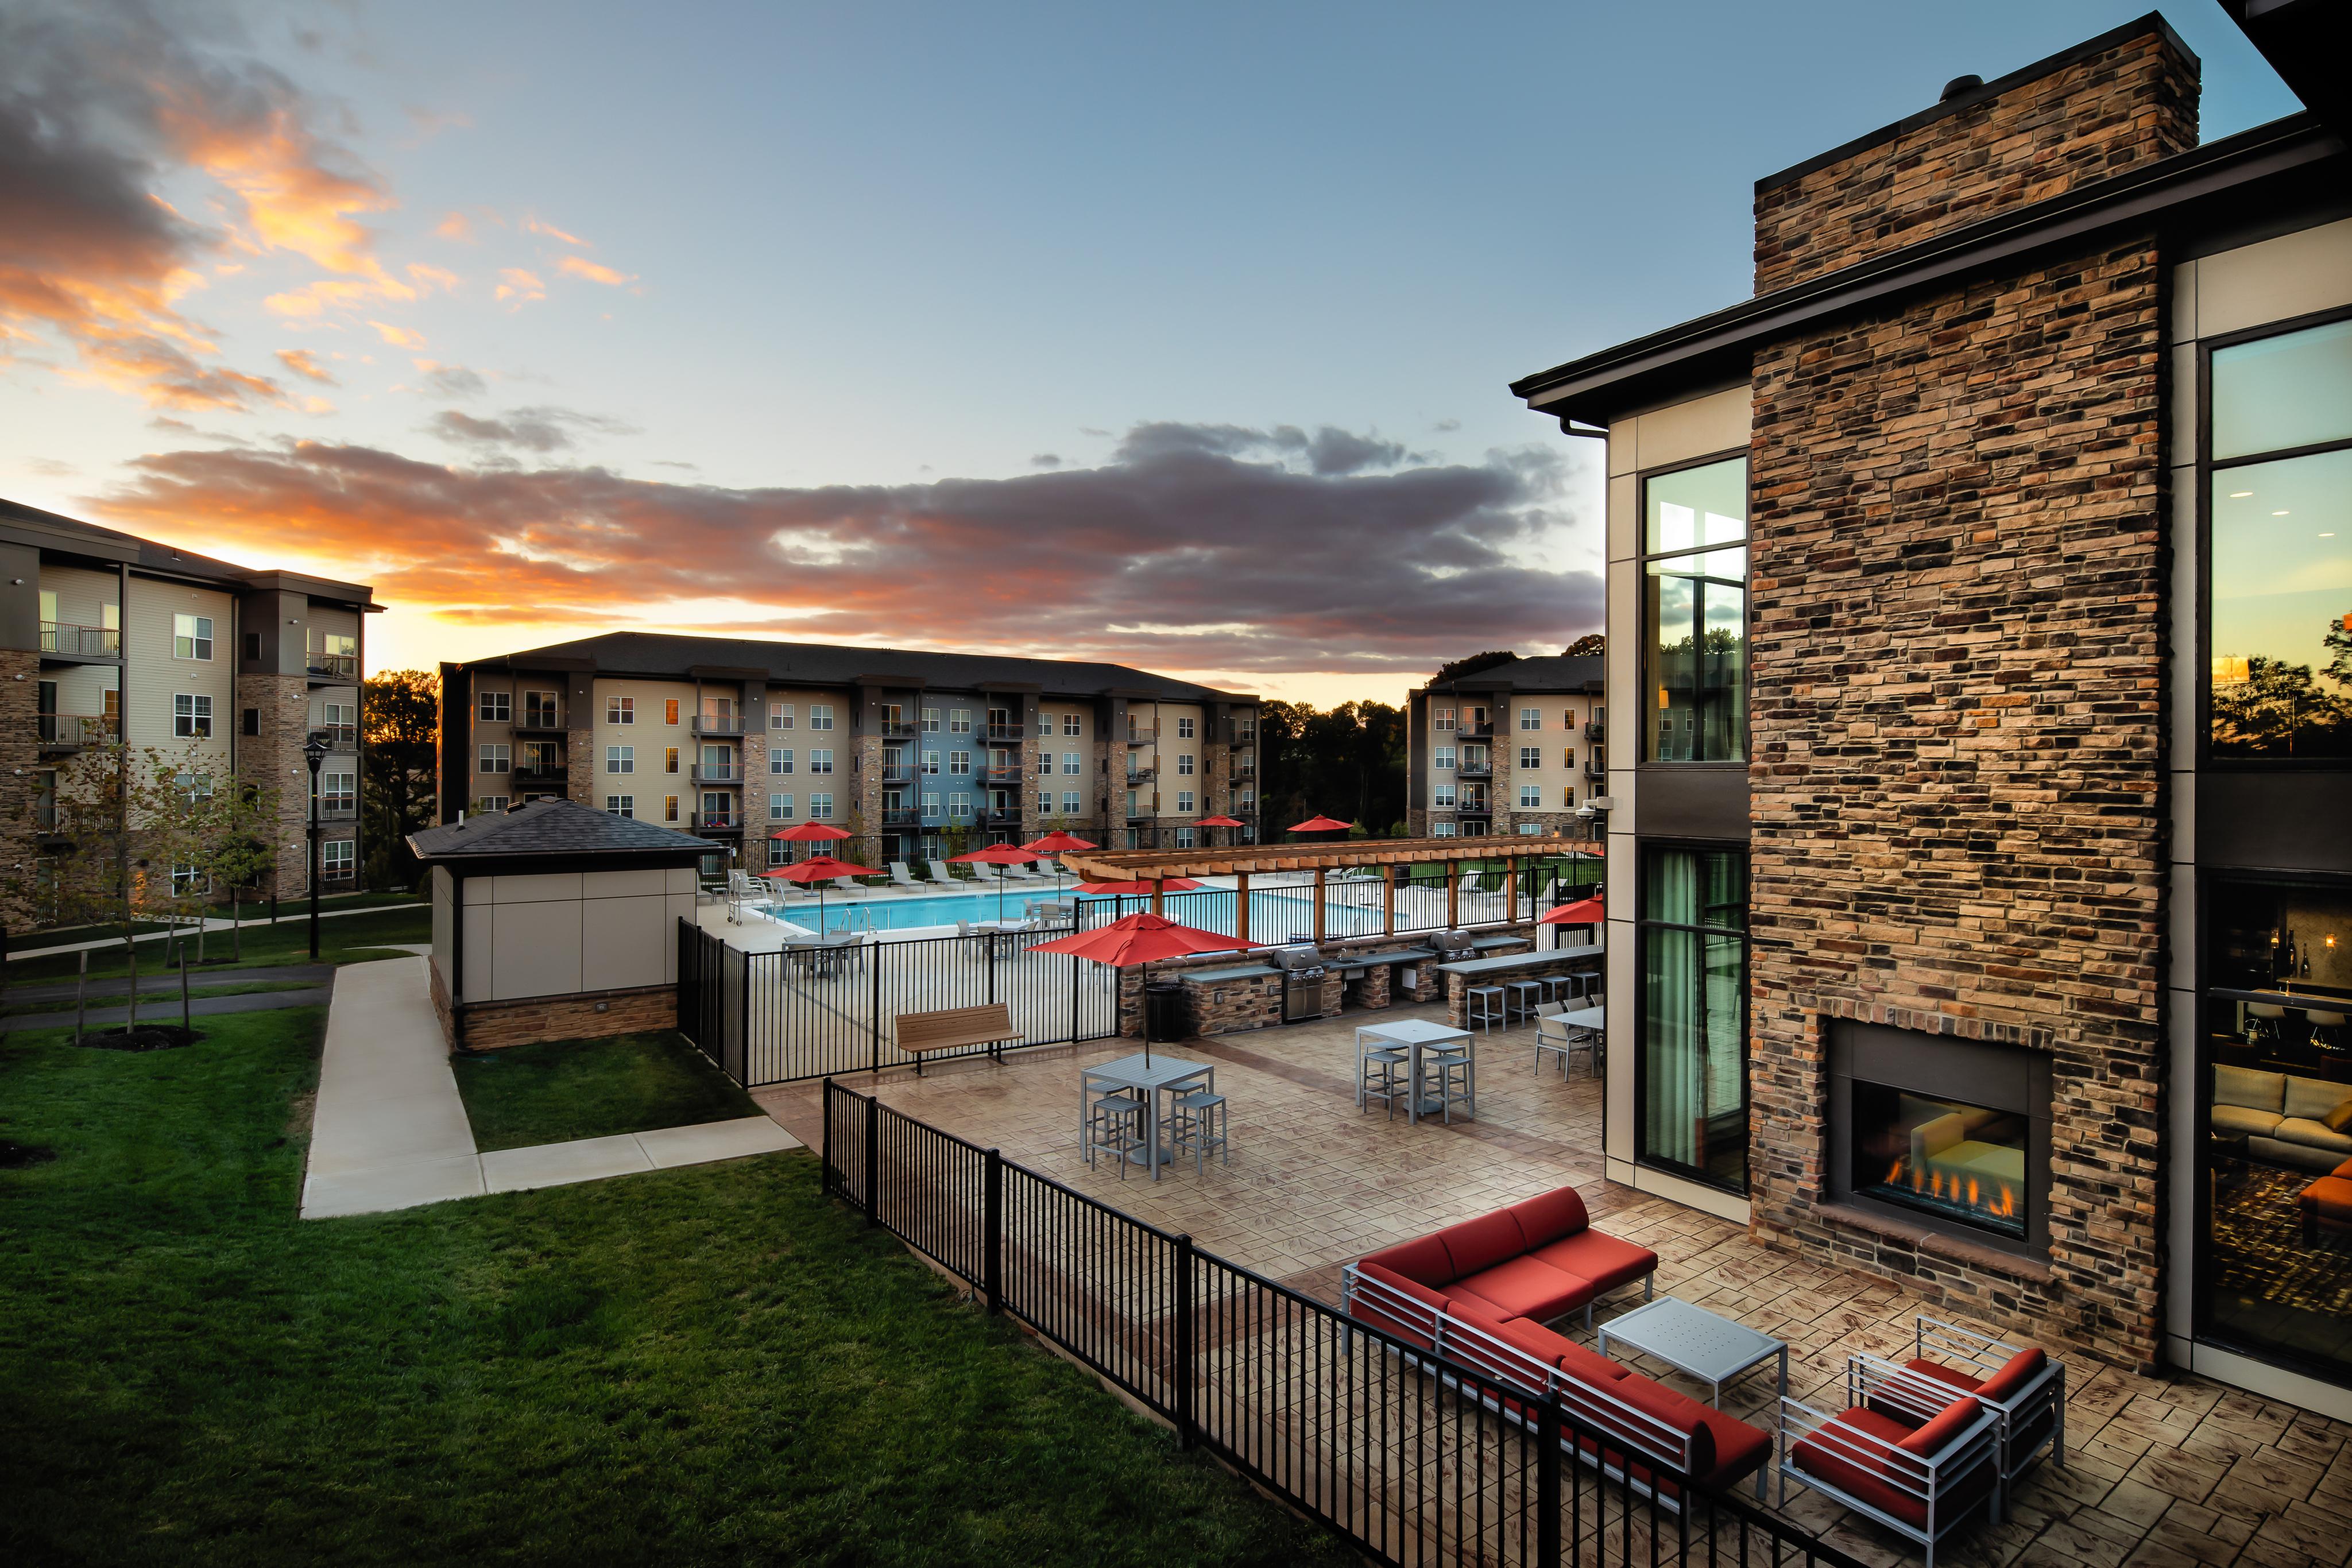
[{"left": 783, "top": 881, "right": 1463, "bottom": 940}]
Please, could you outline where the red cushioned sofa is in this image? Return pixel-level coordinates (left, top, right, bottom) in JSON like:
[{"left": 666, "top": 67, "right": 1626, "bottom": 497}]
[{"left": 1341, "top": 1185, "right": 1774, "bottom": 1503}]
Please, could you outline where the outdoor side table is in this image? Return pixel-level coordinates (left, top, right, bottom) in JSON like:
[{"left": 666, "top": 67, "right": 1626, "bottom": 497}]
[
  {"left": 1080, "top": 1054, "right": 1215, "bottom": 1180},
  {"left": 1353, "top": 1017, "right": 1475, "bottom": 1124},
  {"left": 1597, "top": 1295, "right": 1787, "bottom": 1411}
]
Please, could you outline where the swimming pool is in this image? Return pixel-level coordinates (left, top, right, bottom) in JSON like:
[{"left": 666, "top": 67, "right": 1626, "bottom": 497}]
[{"left": 778, "top": 878, "right": 1506, "bottom": 940}]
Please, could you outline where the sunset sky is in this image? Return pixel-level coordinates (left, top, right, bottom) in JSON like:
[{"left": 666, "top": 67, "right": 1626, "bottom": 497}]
[{"left": 0, "top": 2, "right": 2299, "bottom": 706}]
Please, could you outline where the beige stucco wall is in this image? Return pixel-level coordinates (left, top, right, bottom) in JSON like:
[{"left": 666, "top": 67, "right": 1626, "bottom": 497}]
[
  {"left": 125, "top": 574, "right": 233, "bottom": 776},
  {"left": 454, "top": 864, "right": 699, "bottom": 1002}
]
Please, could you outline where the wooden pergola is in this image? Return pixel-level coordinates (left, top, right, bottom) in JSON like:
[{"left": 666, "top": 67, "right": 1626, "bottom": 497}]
[{"left": 1058, "top": 834, "right": 1600, "bottom": 944}]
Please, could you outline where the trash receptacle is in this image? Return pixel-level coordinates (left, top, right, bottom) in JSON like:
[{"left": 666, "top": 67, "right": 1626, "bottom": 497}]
[{"left": 1143, "top": 980, "right": 1187, "bottom": 1043}]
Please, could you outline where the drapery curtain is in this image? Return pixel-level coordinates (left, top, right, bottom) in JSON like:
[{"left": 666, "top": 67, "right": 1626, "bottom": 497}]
[{"left": 1641, "top": 848, "right": 1746, "bottom": 1188}]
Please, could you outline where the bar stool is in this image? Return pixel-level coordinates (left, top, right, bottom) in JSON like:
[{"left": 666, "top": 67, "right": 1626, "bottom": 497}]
[
  {"left": 1172, "top": 1089, "right": 1229, "bottom": 1171},
  {"left": 1360, "top": 1046, "right": 1409, "bottom": 1119},
  {"left": 1421, "top": 1044, "right": 1474, "bottom": 1124},
  {"left": 1538, "top": 973, "right": 1579, "bottom": 1006},
  {"left": 1506, "top": 978, "right": 1545, "bottom": 1026},
  {"left": 1468, "top": 985, "right": 1507, "bottom": 1035},
  {"left": 2310, "top": 1010, "right": 2349, "bottom": 1058},
  {"left": 2246, "top": 1002, "right": 2287, "bottom": 1047},
  {"left": 1086, "top": 1090, "right": 1148, "bottom": 1176}
]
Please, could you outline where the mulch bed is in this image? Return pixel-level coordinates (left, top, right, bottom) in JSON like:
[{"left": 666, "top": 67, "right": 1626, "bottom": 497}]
[{"left": 77, "top": 1025, "right": 203, "bottom": 1052}]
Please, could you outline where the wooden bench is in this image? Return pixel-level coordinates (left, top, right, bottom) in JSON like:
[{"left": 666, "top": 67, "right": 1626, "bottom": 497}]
[{"left": 894, "top": 1003, "right": 1023, "bottom": 1075}]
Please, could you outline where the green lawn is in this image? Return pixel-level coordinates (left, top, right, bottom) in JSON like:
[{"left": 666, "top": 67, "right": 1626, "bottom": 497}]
[
  {"left": 454, "top": 1031, "right": 762, "bottom": 1151},
  {"left": 5, "top": 905, "right": 431, "bottom": 985},
  {"left": 0, "top": 1009, "right": 1352, "bottom": 1566}
]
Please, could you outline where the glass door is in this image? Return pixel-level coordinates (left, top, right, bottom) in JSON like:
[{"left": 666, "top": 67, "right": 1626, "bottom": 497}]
[{"left": 1638, "top": 845, "right": 1749, "bottom": 1191}]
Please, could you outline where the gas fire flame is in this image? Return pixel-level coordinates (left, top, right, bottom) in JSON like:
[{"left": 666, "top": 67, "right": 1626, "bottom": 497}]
[{"left": 1882, "top": 1157, "right": 2018, "bottom": 1221}]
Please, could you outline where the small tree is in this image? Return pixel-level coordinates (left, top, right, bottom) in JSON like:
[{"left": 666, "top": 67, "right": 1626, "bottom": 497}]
[{"left": 199, "top": 779, "right": 284, "bottom": 962}]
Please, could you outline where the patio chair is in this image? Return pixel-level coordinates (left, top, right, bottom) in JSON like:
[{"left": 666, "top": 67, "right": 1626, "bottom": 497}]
[
  {"left": 834, "top": 876, "right": 863, "bottom": 895},
  {"left": 1003, "top": 863, "right": 1040, "bottom": 882},
  {"left": 889, "top": 861, "right": 922, "bottom": 889},
  {"left": 1780, "top": 1372, "right": 2002, "bottom": 1567},
  {"left": 1858, "top": 1317, "right": 2064, "bottom": 1509},
  {"left": 928, "top": 860, "right": 961, "bottom": 885}
]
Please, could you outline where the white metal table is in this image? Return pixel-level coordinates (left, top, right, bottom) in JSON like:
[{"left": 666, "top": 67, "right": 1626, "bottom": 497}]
[
  {"left": 1353, "top": 1016, "right": 1475, "bottom": 1123},
  {"left": 1081, "top": 1053, "right": 1215, "bottom": 1180},
  {"left": 1597, "top": 1296, "right": 1788, "bottom": 1408},
  {"left": 1541, "top": 1004, "right": 1605, "bottom": 1077}
]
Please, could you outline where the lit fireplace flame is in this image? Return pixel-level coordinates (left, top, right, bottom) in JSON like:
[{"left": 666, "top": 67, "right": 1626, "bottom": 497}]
[{"left": 1883, "top": 1157, "right": 2017, "bottom": 1222}]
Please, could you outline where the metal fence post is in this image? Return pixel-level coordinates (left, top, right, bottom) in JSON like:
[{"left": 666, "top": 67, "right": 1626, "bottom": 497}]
[
  {"left": 864, "top": 1090, "right": 880, "bottom": 1226},
  {"left": 1069, "top": 951, "right": 1079, "bottom": 1044},
  {"left": 984, "top": 1147, "right": 1004, "bottom": 1314},
  {"left": 1172, "top": 1232, "right": 1197, "bottom": 1449},
  {"left": 822, "top": 1077, "right": 837, "bottom": 1197},
  {"left": 870, "top": 943, "right": 883, "bottom": 1074},
  {"left": 1536, "top": 1391, "right": 1562, "bottom": 1568}
]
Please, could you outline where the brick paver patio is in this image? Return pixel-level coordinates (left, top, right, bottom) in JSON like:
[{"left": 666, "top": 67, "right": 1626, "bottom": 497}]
[{"left": 755, "top": 1005, "right": 2352, "bottom": 1567}]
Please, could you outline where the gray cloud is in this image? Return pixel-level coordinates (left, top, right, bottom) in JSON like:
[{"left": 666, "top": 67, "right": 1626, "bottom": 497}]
[
  {"left": 427, "top": 405, "right": 635, "bottom": 454},
  {"left": 1030, "top": 452, "right": 1062, "bottom": 469}
]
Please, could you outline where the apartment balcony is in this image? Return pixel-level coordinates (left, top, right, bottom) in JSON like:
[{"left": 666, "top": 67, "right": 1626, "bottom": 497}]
[
  {"left": 690, "top": 810, "right": 741, "bottom": 835},
  {"left": 1584, "top": 721, "right": 1606, "bottom": 742},
  {"left": 979, "top": 762, "right": 1026, "bottom": 785},
  {"left": 977, "top": 805, "right": 1023, "bottom": 828},
  {"left": 878, "top": 719, "right": 919, "bottom": 740},
  {"left": 984, "top": 723, "right": 1023, "bottom": 744},
  {"left": 37, "top": 713, "right": 117, "bottom": 751},
  {"left": 880, "top": 764, "right": 917, "bottom": 787},
  {"left": 1124, "top": 806, "right": 1155, "bottom": 824},
  {"left": 691, "top": 714, "right": 744, "bottom": 738},
  {"left": 1458, "top": 718, "right": 1494, "bottom": 738},
  {"left": 40, "top": 622, "right": 119, "bottom": 662},
  {"left": 514, "top": 712, "right": 566, "bottom": 735},
  {"left": 1584, "top": 760, "right": 1607, "bottom": 781},
  {"left": 690, "top": 762, "right": 740, "bottom": 785},
  {"left": 1455, "top": 760, "right": 1493, "bottom": 781},
  {"left": 1124, "top": 762, "right": 1157, "bottom": 784},
  {"left": 1124, "top": 727, "right": 1156, "bottom": 746},
  {"left": 310, "top": 725, "right": 358, "bottom": 749},
  {"left": 318, "top": 799, "right": 358, "bottom": 820},
  {"left": 881, "top": 806, "right": 922, "bottom": 827},
  {"left": 307, "top": 653, "right": 359, "bottom": 682},
  {"left": 513, "top": 764, "right": 567, "bottom": 786}
]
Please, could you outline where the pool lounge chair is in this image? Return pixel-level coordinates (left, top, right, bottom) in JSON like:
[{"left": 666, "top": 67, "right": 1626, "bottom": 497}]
[
  {"left": 834, "top": 876, "right": 863, "bottom": 895},
  {"left": 889, "top": 861, "right": 922, "bottom": 889},
  {"left": 929, "top": 860, "right": 961, "bottom": 885}
]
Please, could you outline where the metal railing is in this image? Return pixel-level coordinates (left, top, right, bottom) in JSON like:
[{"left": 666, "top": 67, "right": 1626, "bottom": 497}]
[
  {"left": 516, "top": 710, "right": 565, "bottom": 733},
  {"left": 1584, "top": 722, "right": 1605, "bottom": 742},
  {"left": 37, "top": 713, "right": 117, "bottom": 748},
  {"left": 1456, "top": 760, "right": 1494, "bottom": 780},
  {"left": 307, "top": 653, "right": 359, "bottom": 680},
  {"left": 40, "top": 622, "right": 118, "bottom": 657},
  {"left": 311, "top": 724, "right": 358, "bottom": 748},
  {"left": 820, "top": 1082, "right": 1856, "bottom": 1568},
  {"left": 1124, "top": 764, "right": 1157, "bottom": 784},
  {"left": 1584, "top": 761, "right": 1607, "bottom": 781},
  {"left": 879, "top": 720, "right": 919, "bottom": 740},
  {"left": 692, "top": 715, "right": 744, "bottom": 737},
  {"left": 690, "top": 762, "right": 740, "bottom": 784},
  {"left": 513, "top": 764, "right": 566, "bottom": 784},
  {"left": 1125, "top": 727, "right": 1156, "bottom": 745},
  {"left": 882, "top": 806, "right": 922, "bottom": 827},
  {"left": 880, "top": 765, "right": 917, "bottom": 786},
  {"left": 691, "top": 810, "right": 741, "bottom": 832},
  {"left": 985, "top": 723, "right": 1023, "bottom": 742}
]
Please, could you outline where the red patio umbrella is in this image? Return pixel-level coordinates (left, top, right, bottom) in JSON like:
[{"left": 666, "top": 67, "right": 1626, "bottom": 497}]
[
  {"left": 1071, "top": 877, "right": 1208, "bottom": 896},
  {"left": 1289, "top": 815, "right": 1352, "bottom": 834},
  {"left": 1195, "top": 812, "right": 1245, "bottom": 848},
  {"left": 1538, "top": 895, "right": 1605, "bottom": 927},
  {"left": 1028, "top": 911, "right": 1250, "bottom": 1063},
  {"left": 950, "top": 842, "right": 1042, "bottom": 919},
  {"left": 1023, "top": 830, "right": 1098, "bottom": 896},
  {"left": 763, "top": 852, "right": 880, "bottom": 933},
  {"left": 770, "top": 820, "right": 850, "bottom": 865}
]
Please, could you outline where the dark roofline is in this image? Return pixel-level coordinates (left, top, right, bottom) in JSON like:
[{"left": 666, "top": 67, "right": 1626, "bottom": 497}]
[
  {"left": 1757, "top": 12, "right": 2195, "bottom": 194},
  {"left": 0, "top": 496, "right": 376, "bottom": 603},
  {"left": 1510, "top": 112, "right": 2343, "bottom": 427}
]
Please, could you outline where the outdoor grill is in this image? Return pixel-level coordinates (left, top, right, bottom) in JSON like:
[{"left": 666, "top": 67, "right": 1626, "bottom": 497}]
[{"left": 1271, "top": 943, "right": 1329, "bottom": 1023}]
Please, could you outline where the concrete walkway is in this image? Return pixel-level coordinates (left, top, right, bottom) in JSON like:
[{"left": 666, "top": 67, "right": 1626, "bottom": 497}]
[
  {"left": 8, "top": 962, "right": 331, "bottom": 1004},
  {"left": 11, "top": 901, "right": 423, "bottom": 963},
  {"left": 300, "top": 955, "right": 798, "bottom": 1220},
  {"left": 4, "top": 984, "right": 331, "bottom": 1033}
]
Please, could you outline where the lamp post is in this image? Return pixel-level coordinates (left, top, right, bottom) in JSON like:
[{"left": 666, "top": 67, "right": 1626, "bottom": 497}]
[{"left": 303, "top": 734, "right": 326, "bottom": 960}]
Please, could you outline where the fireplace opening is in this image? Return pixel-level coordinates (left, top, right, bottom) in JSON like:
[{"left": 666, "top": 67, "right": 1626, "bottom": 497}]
[
  {"left": 1828, "top": 1021, "right": 2051, "bottom": 1260},
  {"left": 1851, "top": 1083, "right": 2028, "bottom": 1241}
]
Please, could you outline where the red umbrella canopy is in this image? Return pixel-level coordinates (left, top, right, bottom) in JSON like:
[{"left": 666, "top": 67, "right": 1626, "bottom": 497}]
[
  {"left": 1022, "top": 831, "right": 1098, "bottom": 853},
  {"left": 772, "top": 822, "right": 851, "bottom": 842},
  {"left": 949, "top": 843, "right": 1040, "bottom": 865},
  {"left": 1193, "top": 814, "right": 1245, "bottom": 828},
  {"left": 1289, "top": 815, "right": 1352, "bottom": 833},
  {"left": 761, "top": 854, "right": 881, "bottom": 883},
  {"left": 1071, "top": 877, "right": 1207, "bottom": 895},
  {"left": 1539, "top": 896, "right": 1606, "bottom": 926},
  {"left": 1027, "top": 911, "right": 1249, "bottom": 967}
]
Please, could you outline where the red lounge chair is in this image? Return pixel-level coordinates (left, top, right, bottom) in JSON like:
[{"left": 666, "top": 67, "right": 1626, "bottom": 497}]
[
  {"left": 1781, "top": 1360, "right": 2002, "bottom": 1568},
  {"left": 1354, "top": 1184, "right": 1657, "bottom": 1331},
  {"left": 1858, "top": 1315, "right": 2064, "bottom": 1513}
]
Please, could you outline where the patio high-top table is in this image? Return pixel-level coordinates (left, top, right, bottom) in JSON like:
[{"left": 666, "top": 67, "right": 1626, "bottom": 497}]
[
  {"left": 1353, "top": 1016, "right": 1475, "bottom": 1123},
  {"left": 1081, "top": 1054, "right": 1215, "bottom": 1180}
]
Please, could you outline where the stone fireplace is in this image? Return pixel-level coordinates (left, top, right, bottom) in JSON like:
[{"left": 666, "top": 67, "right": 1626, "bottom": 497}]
[{"left": 1828, "top": 1023, "right": 2051, "bottom": 1261}]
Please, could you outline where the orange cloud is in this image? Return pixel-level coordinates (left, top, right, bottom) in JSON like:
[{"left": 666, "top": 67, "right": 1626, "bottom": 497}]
[
  {"left": 406, "top": 262, "right": 460, "bottom": 293},
  {"left": 434, "top": 211, "right": 472, "bottom": 241},
  {"left": 558, "top": 255, "right": 636, "bottom": 287},
  {"left": 493, "top": 268, "right": 546, "bottom": 305},
  {"left": 275, "top": 347, "right": 336, "bottom": 384},
  {"left": 369, "top": 320, "right": 426, "bottom": 349},
  {"left": 523, "top": 216, "right": 589, "bottom": 247}
]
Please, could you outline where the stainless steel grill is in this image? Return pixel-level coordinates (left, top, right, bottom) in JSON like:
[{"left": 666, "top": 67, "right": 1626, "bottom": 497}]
[{"left": 1271, "top": 943, "right": 1328, "bottom": 1022}]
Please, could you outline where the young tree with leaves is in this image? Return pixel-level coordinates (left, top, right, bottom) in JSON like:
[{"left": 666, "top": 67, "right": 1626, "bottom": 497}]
[{"left": 362, "top": 667, "right": 440, "bottom": 891}]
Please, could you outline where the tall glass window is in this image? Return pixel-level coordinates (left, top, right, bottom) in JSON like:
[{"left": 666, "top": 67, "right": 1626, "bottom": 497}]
[
  {"left": 1643, "top": 457, "right": 1748, "bottom": 761},
  {"left": 2209, "top": 318, "right": 2352, "bottom": 760},
  {"left": 1639, "top": 845, "right": 1747, "bottom": 1191}
]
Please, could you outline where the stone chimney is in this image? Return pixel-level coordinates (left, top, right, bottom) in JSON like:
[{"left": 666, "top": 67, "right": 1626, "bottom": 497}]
[{"left": 1753, "top": 16, "right": 2199, "bottom": 295}]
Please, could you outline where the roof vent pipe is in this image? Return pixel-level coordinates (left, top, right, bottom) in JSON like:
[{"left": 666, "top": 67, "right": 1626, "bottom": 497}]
[{"left": 1940, "top": 73, "right": 1984, "bottom": 102}]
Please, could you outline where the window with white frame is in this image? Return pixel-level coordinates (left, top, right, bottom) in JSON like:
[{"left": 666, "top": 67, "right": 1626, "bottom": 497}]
[
  {"left": 1518, "top": 822, "right": 1544, "bottom": 835},
  {"left": 1519, "top": 707, "right": 1541, "bottom": 730},
  {"left": 922, "top": 791, "right": 940, "bottom": 816},
  {"left": 606, "top": 796, "right": 634, "bottom": 818},
  {"left": 1037, "top": 791, "right": 1053, "bottom": 814},
  {"left": 606, "top": 745, "right": 634, "bottom": 773},
  {"left": 1176, "top": 789, "right": 1194, "bottom": 812},
  {"left": 171, "top": 862, "right": 206, "bottom": 896},
  {"left": 922, "top": 706, "right": 941, "bottom": 733},
  {"left": 476, "top": 795, "right": 510, "bottom": 813},
  {"left": 1061, "top": 790, "right": 1081, "bottom": 815},
  {"left": 809, "top": 703, "right": 833, "bottom": 730},
  {"left": 1561, "top": 785, "right": 1576, "bottom": 808},
  {"left": 665, "top": 796, "right": 680, "bottom": 823},
  {"left": 478, "top": 691, "right": 510, "bottom": 722},
  {"left": 324, "top": 770, "right": 357, "bottom": 811},
  {"left": 1176, "top": 827, "right": 1195, "bottom": 849},
  {"left": 771, "top": 748, "right": 793, "bottom": 775},
  {"left": 1563, "top": 746, "right": 1576, "bottom": 767},
  {"left": 1176, "top": 753, "right": 1194, "bottom": 776},
  {"left": 1035, "top": 751, "right": 1052, "bottom": 776},
  {"left": 664, "top": 746, "right": 680, "bottom": 774},
  {"left": 1518, "top": 784, "right": 1541, "bottom": 807},
  {"left": 1434, "top": 783, "right": 1456, "bottom": 808},
  {"left": 479, "top": 744, "right": 510, "bottom": 774},
  {"left": 1433, "top": 706, "right": 1456, "bottom": 732},
  {"left": 323, "top": 839, "right": 355, "bottom": 876},
  {"left": 524, "top": 690, "right": 558, "bottom": 727},
  {"left": 949, "top": 708, "right": 972, "bottom": 734},
  {"left": 173, "top": 694, "right": 211, "bottom": 738},
  {"left": 175, "top": 770, "right": 213, "bottom": 803},
  {"left": 949, "top": 751, "right": 970, "bottom": 775},
  {"left": 949, "top": 793, "right": 970, "bottom": 821},
  {"left": 767, "top": 838, "right": 789, "bottom": 868},
  {"left": 1433, "top": 820, "right": 1457, "bottom": 837},
  {"left": 1177, "top": 716, "right": 1195, "bottom": 739},
  {"left": 1062, "top": 713, "right": 1082, "bottom": 736},
  {"left": 770, "top": 703, "right": 795, "bottom": 730},
  {"left": 1519, "top": 746, "right": 1542, "bottom": 769},
  {"left": 172, "top": 613, "right": 214, "bottom": 661},
  {"left": 1062, "top": 752, "right": 1081, "bottom": 775},
  {"left": 606, "top": 695, "right": 633, "bottom": 724},
  {"left": 809, "top": 748, "right": 833, "bottom": 774},
  {"left": 1434, "top": 745, "right": 1455, "bottom": 770},
  {"left": 809, "top": 792, "right": 833, "bottom": 819},
  {"left": 769, "top": 792, "right": 792, "bottom": 820},
  {"left": 1237, "top": 786, "right": 1254, "bottom": 808}
]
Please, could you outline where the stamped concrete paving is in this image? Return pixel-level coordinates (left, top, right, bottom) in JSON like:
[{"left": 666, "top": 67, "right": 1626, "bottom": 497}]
[
  {"left": 755, "top": 1004, "right": 2352, "bottom": 1568},
  {"left": 301, "top": 956, "right": 798, "bottom": 1219}
]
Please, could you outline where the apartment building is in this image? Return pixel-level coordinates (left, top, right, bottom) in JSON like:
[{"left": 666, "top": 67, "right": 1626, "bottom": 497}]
[
  {"left": 1511, "top": 13, "right": 2352, "bottom": 1418},
  {"left": 1405, "top": 655, "right": 1603, "bottom": 841},
  {"left": 438, "top": 633, "right": 1260, "bottom": 868},
  {"left": 0, "top": 497, "right": 375, "bottom": 920}
]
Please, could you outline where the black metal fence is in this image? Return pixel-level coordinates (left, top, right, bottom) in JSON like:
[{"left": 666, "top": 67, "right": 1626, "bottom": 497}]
[
  {"left": 1072, "top": 856, "right": 1604, "bottom": 947},
  {"left": 679, "top": 919, "right": 1119, "bottom": 1086},
  {"left": 822, "top": 1079, "right": 1858, "bottom": 1568}
]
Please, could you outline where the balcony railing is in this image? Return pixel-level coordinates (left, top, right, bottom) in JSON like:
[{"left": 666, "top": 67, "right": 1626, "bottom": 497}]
[
  {"left": 879, "top": 719, "right": 919, "bottom": 740},
  {"left": 1584, "top": 721, "right": 1606, "bottom": 742},
  {"left": 1124, "top": 762, "right": 1156, "bottom": 784},
  {"left": 307, "top": 653, "right": 359, "bottom": 681},
  {"left": 513, "top": 765, "right": 567, "bottom": 785},
  {"left": 690, "top": 763, "right": 739, "bottom": 784},
  {"left": 37, "top": 713, "right": 117, "bottom": 749},
  {"left": 1459, "top": 718, "right": 1494, "bottom": 738},
  {"left": 984, "top": 723, "right": 1023, "bottom": 743},
  {"left": 690, "top": 715, "right": 744, "bottom": 737},
  {"left": 310, "top": 725, "right": 358, "bottom": 748},
  {"left": 880, "top": 764, "right": 916, "bottom": 786},
  {"left": 980, "top": 764, "right": 1025, "bottom": 785},
  {"left": 881, "top": 806, "right": 922, "bottom": 827},
  {"left": 977, "top": 805, "right": 1022, "bottom": 826},
  {"left": 41, "top": 622, "right": 118, "bottom": 658},
  {"left": 1124, "top": 727, "right": 1156, "bottom": 746},
  {"left": 514, "top": 711, "right": 565, "bottom": 734},
  {"left": 1455, "top": 760, "right": 1493, "bottom": 780},
  {"left": 319, "top": 798, "right": 358, "bottom": 819},
  {"left": 1584, "top": 760, "right": 1607, "bottom": 781},
  {"left": 690, "top": 810, "right": 741, "bottom": 834}
]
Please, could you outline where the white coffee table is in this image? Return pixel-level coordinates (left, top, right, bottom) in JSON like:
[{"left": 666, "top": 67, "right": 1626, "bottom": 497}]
[{"left": 1596, "top": 1296, "right": 1787, "bottom": 1408}]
